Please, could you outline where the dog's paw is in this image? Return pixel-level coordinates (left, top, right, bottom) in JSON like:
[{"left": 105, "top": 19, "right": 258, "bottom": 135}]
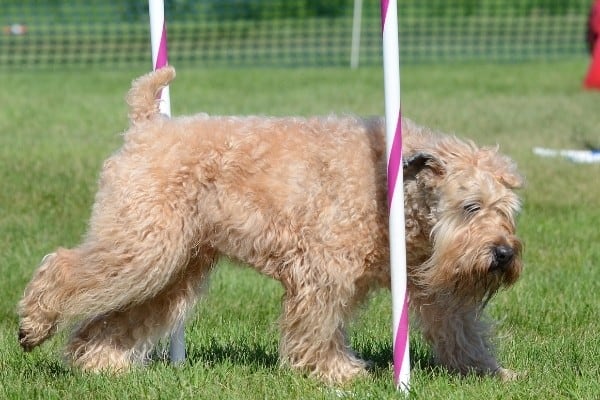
[
  {"left": 496, "top": 367, "right": 522, "bottom": 382},
  {"left": 19, "top": 326, "right": 42, "bottom": 352},
  {"left": 310, "top": 356, "right": 369, "bottom": 386},
  {"left": 18, "top": 320, "right": 56, "bottom": 352}
]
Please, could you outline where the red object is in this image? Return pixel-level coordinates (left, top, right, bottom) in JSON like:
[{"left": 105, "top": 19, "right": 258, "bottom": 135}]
[
  {"left": 584, "top": 0, "right": 600, "bottom": 89},
  {"left": 587, "top": 0, "right": 600, "bottom": 53},
  {"left": 584, "top": 45, "right": 600, "bottom": 88},
  {"left": 584, "top": 43, "right": 600, "bottom": 88}
]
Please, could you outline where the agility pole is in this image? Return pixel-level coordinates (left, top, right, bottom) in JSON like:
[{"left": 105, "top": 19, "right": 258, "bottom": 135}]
[
  {"left": 148, "top": 0, "right": 184, "bottom": 364},
  {"left": 381, "top": 0, "right": 410, "bottom": 391}
]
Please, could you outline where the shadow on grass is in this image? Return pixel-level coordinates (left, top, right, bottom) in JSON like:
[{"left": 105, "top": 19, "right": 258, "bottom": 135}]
[
  {"left": 358, "top": 340, "right": 439, "bottom": 379},
  {"left": 19, "top": 357, "right": 72, "bottom": 379},
  {"left": 185, "top": 337, "right": 438, "bottom": 379},
  {"left": 186, "top": 339, "right": 279, "bottom": 371}
]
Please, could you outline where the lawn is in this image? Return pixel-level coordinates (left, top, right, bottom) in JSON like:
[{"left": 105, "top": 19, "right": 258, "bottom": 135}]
[{"left": 0, "top": 60, "right": 599, "bottom": 399}]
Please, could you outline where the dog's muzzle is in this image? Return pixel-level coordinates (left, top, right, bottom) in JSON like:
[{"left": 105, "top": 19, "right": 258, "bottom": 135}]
[{"left": 490, "top": 245, "right": 514, "bottom": 272}]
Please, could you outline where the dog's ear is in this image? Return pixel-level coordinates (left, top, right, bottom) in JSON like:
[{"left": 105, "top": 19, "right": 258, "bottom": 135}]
[
  {"left": 403, "top": 152, "right": 445, "bottom": 179},
  {"left": 499, "top": 171, "right": 525, "bottom": 189}
]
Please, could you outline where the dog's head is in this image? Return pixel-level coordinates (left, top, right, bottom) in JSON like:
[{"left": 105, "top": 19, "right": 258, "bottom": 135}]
[{"left": 404, "top": 140, "right": 524, "bottom": 303}]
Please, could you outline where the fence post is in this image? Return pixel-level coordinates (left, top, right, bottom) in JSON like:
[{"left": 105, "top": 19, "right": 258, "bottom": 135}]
[{"left": 350, "top": 0, "right": 363, "bottom": 69}]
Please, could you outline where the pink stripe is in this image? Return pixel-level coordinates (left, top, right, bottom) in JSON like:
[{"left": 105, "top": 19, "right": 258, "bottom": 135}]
[
  {"left": 154, "top": 23, "right": 169, "bottom": 70},
  {"left": 387, "top": 113, "right": 402, "bottom": 207},
  {"left": 393, "top": 295, "right": 410, "bottom": 384},
  {"left": 381, "top": 0, "right": 389, "bottom": 30}
]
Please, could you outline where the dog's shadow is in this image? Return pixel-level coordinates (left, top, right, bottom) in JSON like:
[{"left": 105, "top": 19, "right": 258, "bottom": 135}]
[
  {"left": 357, "top": 341, "right": 436, "bottom": 378},
  {"left": 184, "top": 339, "right": 280, "bottom": 371},
  {"left": 23, "top": 339, "right": 437, "bottom": 381},
  {"left": 184, "top": 337, "right": 434, "bottom": 378}
]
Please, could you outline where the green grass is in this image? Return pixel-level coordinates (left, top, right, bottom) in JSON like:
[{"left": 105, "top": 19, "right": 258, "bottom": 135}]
[{"left": 1, "top": 60, "right": 599, "bottom": 399}]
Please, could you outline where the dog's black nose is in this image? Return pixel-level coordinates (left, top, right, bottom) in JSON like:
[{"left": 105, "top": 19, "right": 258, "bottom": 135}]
[{"left": 492, "top": 245, "right": 514, "bottom": 271}]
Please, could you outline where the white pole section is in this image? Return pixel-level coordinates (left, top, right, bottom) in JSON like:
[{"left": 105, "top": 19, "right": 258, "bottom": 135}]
[
  {"left": 148, "top": 0, "right": 184, "bottom": 364},
  {"left": 149, "top": 0, "right": 171, "bottom": 116},
  {"left": 381, "top": 0, "right": 410, "bottom": 392}
]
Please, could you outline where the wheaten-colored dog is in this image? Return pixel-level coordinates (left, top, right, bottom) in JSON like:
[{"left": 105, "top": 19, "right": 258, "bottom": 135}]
[{"left": 18, "top": 67, "right": 523, "bottom": 384}]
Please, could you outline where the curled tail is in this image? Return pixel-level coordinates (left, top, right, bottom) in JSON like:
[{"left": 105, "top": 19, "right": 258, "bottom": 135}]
[{"left": 126, "top": 66, "right": 176, "bottom": 125}]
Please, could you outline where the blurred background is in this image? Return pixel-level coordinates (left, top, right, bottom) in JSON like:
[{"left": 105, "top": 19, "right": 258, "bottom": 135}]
[{"left": 0, "top": 0, "right": 592, "bottom": 69}]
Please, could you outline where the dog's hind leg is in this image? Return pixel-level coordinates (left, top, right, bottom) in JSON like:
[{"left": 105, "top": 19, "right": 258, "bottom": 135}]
[
  {"left": 18, "top": 204, "right": 203, "bottom": 352},
  {"left": 63, "top": 248, "right": 216, "bottom": 372},
  {"left": 18, "top": 250, "right": 78, "bottom": 350}
]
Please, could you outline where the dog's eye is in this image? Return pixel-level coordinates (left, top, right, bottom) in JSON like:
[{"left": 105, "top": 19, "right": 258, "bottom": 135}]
[{"left": 463, "top": 203, "right": 481, "bottom": 214}]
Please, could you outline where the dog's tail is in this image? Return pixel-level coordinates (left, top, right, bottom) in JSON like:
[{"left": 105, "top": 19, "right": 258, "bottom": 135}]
[{"left": 126, "top": 66, "right": 176, "bottom": 125}]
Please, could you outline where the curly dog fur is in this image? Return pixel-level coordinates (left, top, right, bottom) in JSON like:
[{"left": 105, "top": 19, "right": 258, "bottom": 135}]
[{"left": 18, "top": 66, "right": 524, "bottom": 384}]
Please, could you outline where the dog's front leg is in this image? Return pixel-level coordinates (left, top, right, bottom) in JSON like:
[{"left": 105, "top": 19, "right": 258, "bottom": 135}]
[
  {"left": 277, "top": 267, "right": 367, "bottom": 385},
  {"left": 415, "top": 296, "right": 515, "bottom": 380}
]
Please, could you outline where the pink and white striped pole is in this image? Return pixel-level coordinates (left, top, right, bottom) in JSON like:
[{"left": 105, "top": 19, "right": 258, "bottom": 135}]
[
  {"left": 149, "top": 0, "right": 171, "bottom": 116},
  {"left": 148, "top": 0, "right": 183, "bottom": 364},
  {"left": 381, "top": 0, "right": 410, "bottom": 392}
]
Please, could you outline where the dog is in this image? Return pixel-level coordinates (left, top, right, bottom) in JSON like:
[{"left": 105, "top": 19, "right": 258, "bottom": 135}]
[{"left": 18, "top": 66, "right": 523, "bottom": 384}]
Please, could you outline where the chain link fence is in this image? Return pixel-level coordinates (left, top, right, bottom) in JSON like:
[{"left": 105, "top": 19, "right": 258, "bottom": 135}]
[{"left": 1, "top": 0, "right": 592, "bottom": 69}]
